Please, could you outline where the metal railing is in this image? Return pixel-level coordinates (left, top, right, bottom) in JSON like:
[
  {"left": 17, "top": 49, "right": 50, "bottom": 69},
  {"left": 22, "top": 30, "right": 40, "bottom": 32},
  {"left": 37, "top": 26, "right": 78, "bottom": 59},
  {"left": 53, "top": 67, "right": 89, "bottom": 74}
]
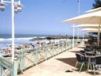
[
  {"left": 0, "top": 57, "right": 18, "bottom": 76},
  {"left": 0, "top": 39, "right": 81, "bottom": 76}
]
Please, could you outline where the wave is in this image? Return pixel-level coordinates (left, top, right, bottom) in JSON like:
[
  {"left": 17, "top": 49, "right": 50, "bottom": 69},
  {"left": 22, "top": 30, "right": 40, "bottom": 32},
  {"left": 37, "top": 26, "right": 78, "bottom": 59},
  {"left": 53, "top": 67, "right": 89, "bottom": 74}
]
[
  {"left": 0, "top": 38, "right": 5, "bottom": 41},
  {"left": 0, "top": 37, "right": 37, "bottom": 41},
  {"left": 0, "top": 37, "right": 36, "bottom": 48}
]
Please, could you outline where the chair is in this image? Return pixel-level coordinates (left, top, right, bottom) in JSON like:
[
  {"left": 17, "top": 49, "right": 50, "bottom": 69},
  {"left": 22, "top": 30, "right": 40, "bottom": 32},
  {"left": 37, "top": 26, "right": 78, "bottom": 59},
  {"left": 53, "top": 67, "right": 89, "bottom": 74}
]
[
  {"left": 79, "top": 50, "right": 85, "bottom": 54},
  {"left": 86, "top": 55, "right": 101, "bottom": 75},
  {"left": 93, "top": 55, "right": 101, "bottom": 75},
  {"left": 75, "top": 53, "right": 86, "bottom": 72},
  {"left": 85, "top": 46, "right": 96, "bottom": 56}
]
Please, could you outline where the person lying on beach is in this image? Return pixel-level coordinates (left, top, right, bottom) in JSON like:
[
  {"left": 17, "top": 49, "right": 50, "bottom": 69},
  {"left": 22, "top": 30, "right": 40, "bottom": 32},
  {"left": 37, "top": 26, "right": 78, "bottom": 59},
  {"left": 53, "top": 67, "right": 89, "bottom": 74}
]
[{"left": 3, "top": 47, "right": 12, "bottom": 57}]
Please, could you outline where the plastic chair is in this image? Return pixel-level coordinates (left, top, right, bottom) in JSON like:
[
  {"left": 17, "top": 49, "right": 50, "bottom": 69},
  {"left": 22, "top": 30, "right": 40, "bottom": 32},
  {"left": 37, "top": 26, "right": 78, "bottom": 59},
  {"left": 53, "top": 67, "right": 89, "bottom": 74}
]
[
  {"left": 86, "top": 55, "right": 101, "bottom": 75},
  {"left": 93, "top": 55, "right": 101, "bottom": 75},
  {"left": 75, "top": 53, "right": 86, "bottom": 72}
]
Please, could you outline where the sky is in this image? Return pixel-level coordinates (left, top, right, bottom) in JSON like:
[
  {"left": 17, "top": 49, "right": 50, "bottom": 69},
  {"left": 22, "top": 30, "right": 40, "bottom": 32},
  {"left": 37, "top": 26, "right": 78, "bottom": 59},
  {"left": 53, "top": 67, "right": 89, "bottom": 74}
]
[{"left": 0, "top": 0, "right": 95, "bottom": 35}]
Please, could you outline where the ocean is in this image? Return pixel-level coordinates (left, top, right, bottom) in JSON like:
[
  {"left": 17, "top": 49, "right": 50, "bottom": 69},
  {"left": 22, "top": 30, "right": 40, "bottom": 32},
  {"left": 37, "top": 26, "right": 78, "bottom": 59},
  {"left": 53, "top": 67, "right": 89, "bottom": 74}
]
[
  {"left": 0, "top": 34, "right": 69, "bottom": 49},
  {"left": 0, "top": 34, "right": 48, "bottom": 49},
  {"left": 0, "top": 34, "right": 48, "bottom": 38}
]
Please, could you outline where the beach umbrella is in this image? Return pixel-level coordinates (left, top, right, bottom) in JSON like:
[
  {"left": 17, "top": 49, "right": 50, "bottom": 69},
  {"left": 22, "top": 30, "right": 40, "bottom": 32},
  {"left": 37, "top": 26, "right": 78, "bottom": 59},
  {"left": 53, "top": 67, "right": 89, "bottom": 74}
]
[
  {"left": 64, "top": 15, "right": 101, "bottom": 24},
  {"left": 77, "top": 24, "right": 101, "bottom": 28},
  {"left": 78, "top": 24, "right": 101, "bottom": 42},
  {"left": 64, "top": 10, "right": 101, "bottom": 46},
  {"left": 82, "top": 28, "right": 101, "bottom": 32},
  {"left": 64, "top": 7, "right": 101, "bottom": 24},
  {"left": 64, "top": 9, "right": 101, "bottom": 25},
  {"left": 86, "top": 7, "right": 101, "bottom": 13}
]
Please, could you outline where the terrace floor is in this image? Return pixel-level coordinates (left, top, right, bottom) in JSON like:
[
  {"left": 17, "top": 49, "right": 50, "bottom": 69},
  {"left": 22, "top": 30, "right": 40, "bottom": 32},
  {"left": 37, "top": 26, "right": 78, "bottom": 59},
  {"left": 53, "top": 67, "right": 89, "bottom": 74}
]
[{"left": 19, "top": 42, "right": 101, "bottom": 76}]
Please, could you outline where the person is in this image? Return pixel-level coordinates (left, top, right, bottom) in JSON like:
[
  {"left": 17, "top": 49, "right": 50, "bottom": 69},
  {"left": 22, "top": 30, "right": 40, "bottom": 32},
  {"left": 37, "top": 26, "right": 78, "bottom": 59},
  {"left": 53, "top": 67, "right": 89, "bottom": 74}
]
[{"left": 30, "top": 43, "right": 35, "bottom": 48}]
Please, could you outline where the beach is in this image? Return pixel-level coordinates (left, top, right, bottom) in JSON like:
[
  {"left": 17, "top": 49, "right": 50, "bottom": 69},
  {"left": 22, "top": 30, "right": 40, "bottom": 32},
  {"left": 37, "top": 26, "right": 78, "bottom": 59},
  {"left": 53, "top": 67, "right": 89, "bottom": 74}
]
[{"left": 0, "top": 35, "right": 79, "bottom": 76}]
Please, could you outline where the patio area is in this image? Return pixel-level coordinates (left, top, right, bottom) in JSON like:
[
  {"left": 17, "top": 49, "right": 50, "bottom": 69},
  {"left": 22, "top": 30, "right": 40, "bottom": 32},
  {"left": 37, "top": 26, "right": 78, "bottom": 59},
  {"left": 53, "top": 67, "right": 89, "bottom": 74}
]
[{"left": 18, "top": 42, "right": 100, "bottom": 76}]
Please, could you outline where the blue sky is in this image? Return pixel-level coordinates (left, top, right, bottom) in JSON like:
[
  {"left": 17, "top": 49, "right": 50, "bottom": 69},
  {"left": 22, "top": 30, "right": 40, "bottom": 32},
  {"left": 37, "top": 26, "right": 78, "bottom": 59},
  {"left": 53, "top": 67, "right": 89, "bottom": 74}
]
[{"left": 0, "top": 0, "right": 94, "bottom": 35}]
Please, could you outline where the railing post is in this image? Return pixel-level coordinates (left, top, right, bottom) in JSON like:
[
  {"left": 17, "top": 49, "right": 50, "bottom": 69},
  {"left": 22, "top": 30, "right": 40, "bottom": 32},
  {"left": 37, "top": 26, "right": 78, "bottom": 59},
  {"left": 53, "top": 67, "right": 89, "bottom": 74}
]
[
  {"left": 0, "top": 64, "right": 3, "bottom": 76},
  {"left": 19, "top": 49, "right": 24, "bottom": 73},
  {"left": 34, "top": 48, "right": 39, "bottom": 64},
  {"left": 11, "top": 61, "right": 18, "bottom": 76}
]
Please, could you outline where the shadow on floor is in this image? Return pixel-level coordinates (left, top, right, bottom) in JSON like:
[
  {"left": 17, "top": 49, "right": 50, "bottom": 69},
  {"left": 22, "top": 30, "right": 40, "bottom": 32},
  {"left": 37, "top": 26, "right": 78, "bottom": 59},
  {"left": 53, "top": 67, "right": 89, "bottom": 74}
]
[
  {"left": 70, "top": 51, "right": 80, "bottom": 53},
  {"left": 77, "top": 47, "right": 85, "bottom": 49},
  {"left": 87, "top": 71, "right": 100, "bottom": 75},
  {"left": 57, "top": 57, "right": 76, "bottom": 67},
  {"left": 57, "top": 57, "right": 101, "bottom": 75},
  {"left": 70, "top": 50, "right": 84, "bottom": 53},
  {"left": 57, "top": 57, "right": 77, "bottom": 73}
]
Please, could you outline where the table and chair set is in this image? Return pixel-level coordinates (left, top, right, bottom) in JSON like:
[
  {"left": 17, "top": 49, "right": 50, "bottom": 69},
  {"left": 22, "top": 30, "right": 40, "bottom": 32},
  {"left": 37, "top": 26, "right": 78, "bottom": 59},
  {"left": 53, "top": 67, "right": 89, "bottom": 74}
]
[{"left": 75, "top": 45, "right": 101, "bottom": 75}]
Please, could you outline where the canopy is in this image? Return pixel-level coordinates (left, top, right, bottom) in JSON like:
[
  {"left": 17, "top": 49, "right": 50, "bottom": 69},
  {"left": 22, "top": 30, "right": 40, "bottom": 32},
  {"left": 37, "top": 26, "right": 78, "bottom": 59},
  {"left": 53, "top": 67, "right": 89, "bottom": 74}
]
[
  {"left": 86, "top": 7, "right": 101, "bottom": 13},
  {"left": 77, "top": 24, "right": 101, "bottom": 28},
  {"left": 64, "top": 16, "right": 101, "bottom": 24},
  {"left": 82, "top": 28, "right": 101, "bottom": 32},
  {"left": 64, "top": 9, "right": 101, "bottom": 24},
  {"left": 64, "top": 9, "right": 101, "bottom": 46}
]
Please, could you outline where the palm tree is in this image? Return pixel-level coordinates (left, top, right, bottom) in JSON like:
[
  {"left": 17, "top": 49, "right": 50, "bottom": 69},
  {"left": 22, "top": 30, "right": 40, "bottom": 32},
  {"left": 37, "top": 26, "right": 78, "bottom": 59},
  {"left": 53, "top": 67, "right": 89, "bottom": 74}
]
[{"left": 93, "top": 0, "right": 101, "bottom": 8}]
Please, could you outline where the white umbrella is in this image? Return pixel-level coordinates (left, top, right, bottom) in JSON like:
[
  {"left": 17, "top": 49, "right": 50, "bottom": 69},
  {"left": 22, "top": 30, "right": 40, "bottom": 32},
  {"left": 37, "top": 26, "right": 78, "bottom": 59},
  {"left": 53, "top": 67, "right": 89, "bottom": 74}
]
[
  {"left": 77, "top": 24, "right": 101, "bottom": 28},
  {"left": 82, "top": 28, "right": 101, "bottom": 32},
  {"left": 64, "top": 16, "right": 101, "bottom": 24},
  {"left": 64, "top": 9, "right": 101, "bottom": 24},
  {"left": 78, "top": 24, "right": 101, "bottom": 46},
  {"left": 64, "top": 10, "right": 101, "bottom": 45},
  {"left": 86, "top": 7, "right": 101, "bottom": 13}
]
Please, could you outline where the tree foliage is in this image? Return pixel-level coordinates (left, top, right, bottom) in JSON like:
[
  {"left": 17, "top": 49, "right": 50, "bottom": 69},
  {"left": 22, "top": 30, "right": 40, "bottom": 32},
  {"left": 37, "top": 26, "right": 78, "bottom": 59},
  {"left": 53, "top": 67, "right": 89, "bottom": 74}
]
[{"left": 93, "top": 0, "right": 101, "bottom": 8}]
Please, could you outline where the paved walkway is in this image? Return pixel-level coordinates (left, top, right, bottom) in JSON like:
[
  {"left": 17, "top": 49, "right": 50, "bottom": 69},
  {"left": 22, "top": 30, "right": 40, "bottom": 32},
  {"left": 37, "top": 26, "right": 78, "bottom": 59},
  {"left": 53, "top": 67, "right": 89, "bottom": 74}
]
[{"left": 19, "top": 43, "right": 100, "bottom": 76}]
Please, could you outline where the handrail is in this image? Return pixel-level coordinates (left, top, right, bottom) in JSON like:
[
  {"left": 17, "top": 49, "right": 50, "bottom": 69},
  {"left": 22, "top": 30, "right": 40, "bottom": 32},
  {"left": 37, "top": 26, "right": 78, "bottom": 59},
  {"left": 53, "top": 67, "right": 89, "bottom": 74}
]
[{"left": 0, "top": 39, "right": 82, "bottom": 76}]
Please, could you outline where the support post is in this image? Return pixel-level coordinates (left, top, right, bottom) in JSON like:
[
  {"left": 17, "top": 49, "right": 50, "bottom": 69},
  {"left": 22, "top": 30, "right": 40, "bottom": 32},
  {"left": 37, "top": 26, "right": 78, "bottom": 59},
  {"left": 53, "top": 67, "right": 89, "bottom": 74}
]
[
  {"left": 0, "top": 65, "right": 3, "bottom": 76},
  {"left": 97, "top": 19, "right": 101, "bottom": 46},
  {"left": 1, "top": 0, "right": 3, "bottom": 3},
  {"left": 72, "top": 25, "right": 75, "bottom": 48},
  {"left": 11, "top": 61, "right": 18, "bottom": 76},
  {"left": 11, "top": 0, "right": 15, "bottom": 62}
]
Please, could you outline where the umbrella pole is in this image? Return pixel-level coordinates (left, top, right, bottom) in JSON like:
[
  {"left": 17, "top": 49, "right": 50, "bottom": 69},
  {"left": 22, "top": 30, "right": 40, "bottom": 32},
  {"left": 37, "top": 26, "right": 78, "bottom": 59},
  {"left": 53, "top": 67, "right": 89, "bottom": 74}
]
[
  {"left": 83, "top": 31, "right": 85, "bottom": 42},
  {"left": 77, "top": 27, "right": 80, "bottom": 42},
  {"left": 98, "top": 23, "right": 101, "bottom": 46},
  {"left": 72, "top": 25, "right": 75, "bottom": 48}
]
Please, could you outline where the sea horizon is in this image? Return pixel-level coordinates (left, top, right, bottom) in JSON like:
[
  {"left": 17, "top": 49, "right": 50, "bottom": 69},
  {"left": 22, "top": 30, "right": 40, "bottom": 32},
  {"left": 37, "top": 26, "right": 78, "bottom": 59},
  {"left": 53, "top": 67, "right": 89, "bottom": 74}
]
[{"left": 0, "top": 34, "right": 70, "bottom": 38}]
